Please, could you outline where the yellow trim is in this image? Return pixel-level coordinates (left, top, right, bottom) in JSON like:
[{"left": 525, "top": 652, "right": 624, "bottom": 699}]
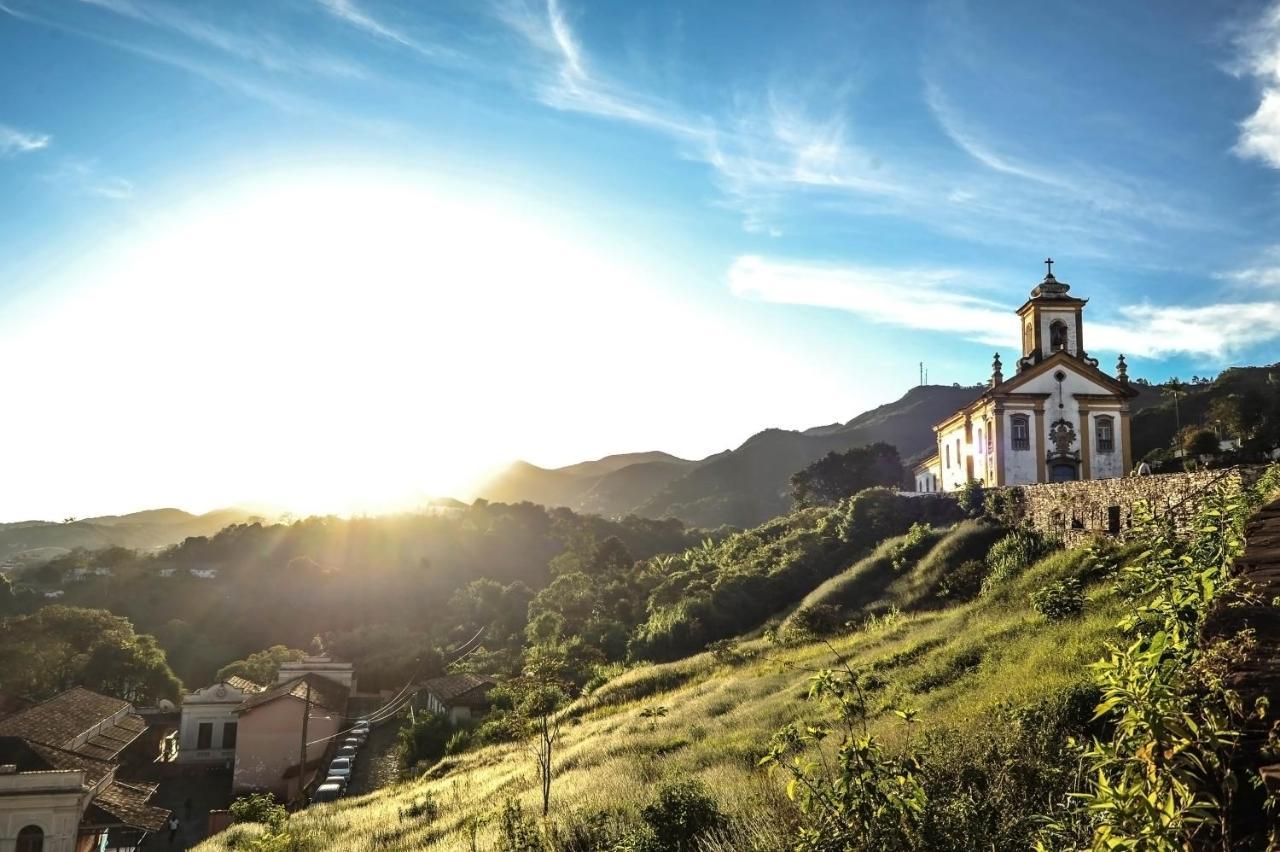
[
  {"left": 1034, "top": 400, "right": 1047, "bottom": 483},
  {"left": 993, "top": 406, "right": 1006, "bottom": 486},
  {"left": 1121, "top": 410, "right": 1133, "bottom": 473},
  {"left": 1078, "top": 404, "right": 1092, "bottom": 480}
]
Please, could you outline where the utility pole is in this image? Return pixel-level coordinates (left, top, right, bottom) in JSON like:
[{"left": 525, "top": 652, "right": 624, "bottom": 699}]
[{"left": 297, "top": 680, "right": 311, "bottom": 802}]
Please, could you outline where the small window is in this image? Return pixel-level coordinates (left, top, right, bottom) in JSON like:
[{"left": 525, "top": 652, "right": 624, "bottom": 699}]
[
  {"left": 945, "top": 445, "right": 950, "bottom": 468},
  {"left": 1096, "top": 415, "right": 1115, "bottom": 453},
  {"left": 1011, "top": 414, "right": 1030, "bottom": 451},
  {"left": 222, "top": 721, "right": 238, "bottom": 750},
  {"left": 17, "top": 825, "right": 44, "bottom": 852},
  {"left": 197, "top": 722, "right": 213, "bottom": 750}
]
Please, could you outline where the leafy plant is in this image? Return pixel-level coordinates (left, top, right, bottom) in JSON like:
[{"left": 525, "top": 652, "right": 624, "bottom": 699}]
[
  {"left": 760, "top": 653, "right": 926, "bottom": 850},
  {"left": 638, "top": 779, "right": 725, "bottom": 852},
  {"left": 1031, "top": 578, "right": 1084, "bottom": 620},
  {"left": 230, "top": 793, "right": 287, "bottom": 829},
  {"left": 982, "top": 529, "right": 1058, "bottom": 594}
]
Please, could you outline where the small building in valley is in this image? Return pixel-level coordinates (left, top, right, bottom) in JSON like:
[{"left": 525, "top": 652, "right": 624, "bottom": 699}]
[
  {"left": 421, "top": 674, "right": 495, "bottom": 724},
  {"left": 0, "top": 687, "right": 169, "bottom": 851},
  {"left": 176, "top": 676, "right": 264, "bottom": 765},
  {"left": 915, "top": 260, "right": 1139, "bottom": 491}
]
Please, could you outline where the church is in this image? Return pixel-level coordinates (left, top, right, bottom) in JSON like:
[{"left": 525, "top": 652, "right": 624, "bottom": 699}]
[{"left": 913, "top": 261, "right": 1138, "bottom": 492}]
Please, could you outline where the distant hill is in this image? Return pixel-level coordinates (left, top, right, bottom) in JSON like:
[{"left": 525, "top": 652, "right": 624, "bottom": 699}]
[
  {"left": 477, "top": 384, "right": 986, "bottom": 528},
  {"left": 1129, "top": 364, "right": 1279, "bottom": 459},
  {"left": 0, "top": 508, "right": 258, "bottom": 564}
]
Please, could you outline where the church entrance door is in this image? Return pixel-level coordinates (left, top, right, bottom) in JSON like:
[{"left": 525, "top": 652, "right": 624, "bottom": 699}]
[{"left": 1049, "top": 463, "right": 1079, "bottom": 483}]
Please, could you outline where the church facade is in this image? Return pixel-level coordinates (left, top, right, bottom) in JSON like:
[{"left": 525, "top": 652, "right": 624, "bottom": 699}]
[{"left": 913, "top": 263, "right": 1138, "bottom": 492}]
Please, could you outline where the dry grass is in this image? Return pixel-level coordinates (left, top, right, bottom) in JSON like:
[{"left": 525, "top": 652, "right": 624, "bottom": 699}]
[{"left": 195, "top": 544, "right": 1120, "bottom": 851}]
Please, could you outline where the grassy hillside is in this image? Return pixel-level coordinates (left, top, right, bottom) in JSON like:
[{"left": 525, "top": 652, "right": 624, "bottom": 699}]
[{"left": 197, "top": 528, "right": 1122, "bottom": 851}]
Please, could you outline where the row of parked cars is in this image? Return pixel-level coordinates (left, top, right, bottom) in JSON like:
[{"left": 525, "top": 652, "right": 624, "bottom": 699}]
[{"left": 312, "top": 718, "right": 370, "bottom": 803}]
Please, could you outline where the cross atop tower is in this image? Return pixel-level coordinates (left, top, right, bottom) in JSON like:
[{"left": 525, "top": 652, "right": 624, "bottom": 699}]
[{"left": 1044, "top": 257, "right": 1054, "bottom": 276}]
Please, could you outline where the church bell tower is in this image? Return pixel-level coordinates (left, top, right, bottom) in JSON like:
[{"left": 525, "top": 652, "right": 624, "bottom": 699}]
[{"left": 1015, "top": 258, "right": 1093, "bottom": 372}]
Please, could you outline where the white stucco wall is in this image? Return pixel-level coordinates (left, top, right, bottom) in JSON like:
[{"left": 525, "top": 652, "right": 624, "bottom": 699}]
[
  {"left": 1086, "top": 409, "right": 1126, "bottom": 478},
  {"left": 1001, "top": 406, "right": 1041, "bottom": 486},
  {"left": 0, "top": 771, "right": 87, "bottom": 852},
  {"left": 937, "top": 422, "right": 969, "bottom": 492}
]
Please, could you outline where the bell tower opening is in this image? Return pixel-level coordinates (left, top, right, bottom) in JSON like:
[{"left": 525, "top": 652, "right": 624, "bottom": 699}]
[{"left": 1014, "top": 258, "right": 1091, "bottom": 371}]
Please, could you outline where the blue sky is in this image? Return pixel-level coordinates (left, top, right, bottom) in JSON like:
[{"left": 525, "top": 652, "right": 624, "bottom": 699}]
[{"left": 3, "top": 0, "right": 1280, "bottom": 518}]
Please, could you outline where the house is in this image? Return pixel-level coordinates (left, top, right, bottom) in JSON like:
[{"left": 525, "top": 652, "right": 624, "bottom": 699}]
[
  {"left": 276, "top": 656, "right": 356, "bottom": 691},
  {"left": 421, "top": 674, "right": 495, "bottom": 724},
  {"left": 914, "top": 261, "right": 1139, "bottom": 492},
  {"left": 231, "top": 674, "right": 349, "bottom": 800},
  {"left": 176, "top": 676, "right": 263, "bottom": 764},
  {"left": 0, "top": 687, "right": 169, "bottom": 851}
]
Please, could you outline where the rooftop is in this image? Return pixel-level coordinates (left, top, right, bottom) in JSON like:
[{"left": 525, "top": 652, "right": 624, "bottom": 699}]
[
  {"left": 422, "top": 673, "right": 496, "bottom": 706},
  {"left": 0, "top": 687, "right": 143, "bottom": 758},
  {"left": 237, "top": 673, "right": 349, "bottom": 715}
]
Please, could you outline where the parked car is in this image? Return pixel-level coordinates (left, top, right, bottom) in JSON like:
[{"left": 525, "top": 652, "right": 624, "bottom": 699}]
[
  {"left": 352, "top": 720, "right": 371, "bottom": 734},
  {"left": 328, "top": 757, "right": 353, "bottom": 780},
  {"left": 343, "top": 732, "right": 366, "bottom": 747},
  {"left": 337, "top": 744, "right": 358, "bottom": 760},
  {"left": 323, "top": 774, "right": 347, "bottom": 791},
  {"left": 313, "top": 783, "right": 342, "bottom": 803}
]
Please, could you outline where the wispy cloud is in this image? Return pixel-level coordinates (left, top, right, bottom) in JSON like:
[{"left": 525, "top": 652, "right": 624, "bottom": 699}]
[
  {"left": 315, "top": 0, "right": 451, "bottom": 61},
  {"left": 68, "top": 0, "right": 370, "bottom": 79},
  {"left": 45, "top": 160, "right": 134, "bottom": 201},
  {"left": 729, "top": 254, "right": 1280, "bottom": 360},
  {"left": 1231, "top": 1, "right": 1280, "bottom": 168},
  {"left": 0, "top": 124, "right": 51, "bottom": 156}
]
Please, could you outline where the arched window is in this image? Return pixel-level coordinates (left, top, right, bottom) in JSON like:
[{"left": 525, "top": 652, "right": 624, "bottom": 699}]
[
  {"left": 1096, "top": 415, "right": 1115, "bottom": 453},
  {"left": 1011, "top": 414, "right": 1030, "bottom": 451},
  {"left": 1050, "top": 320, "right": 1069, "bottom": 351},
  {"left": 17, "top": 825, "right": 44, "bottom": 852}
]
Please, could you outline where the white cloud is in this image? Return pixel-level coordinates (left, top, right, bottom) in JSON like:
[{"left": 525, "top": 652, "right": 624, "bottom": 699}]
[
  {"left": 1232, "top": 2, "right": 1280, "bottom": 168},
  {"left": 45, "top": 160, "right": 134, "bottom": 201},
  {"left": 729, "top": 255, "right": 1280, "bottom": 360},
  {"left": 0, "top": 124, "right": 51, "bottom": 156},
  {"left": 315, "top": 0, "right": 447, "bottom": 60},
  {"left": 69, "top": 0, "right": 369, "bottom": 78}
]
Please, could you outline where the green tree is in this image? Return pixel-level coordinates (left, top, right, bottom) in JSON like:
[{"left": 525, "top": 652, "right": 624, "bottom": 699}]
[
  {"left": 216, "top": 645, "right": 307, "bottom": 685},
  {"left": 0, "top": 606, "right": 181, "bottom": 703},
  {"left": 1180, "top": 426, "right": 1219, "bottom": 461},
  {"left": 790, "top": 443, "right": 906, "bottom": 508}
]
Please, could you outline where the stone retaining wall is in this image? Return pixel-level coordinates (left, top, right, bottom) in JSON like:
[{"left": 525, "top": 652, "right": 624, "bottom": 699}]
[{"left": 1011, "top": 466, "right": 1265, "bottom": 547}]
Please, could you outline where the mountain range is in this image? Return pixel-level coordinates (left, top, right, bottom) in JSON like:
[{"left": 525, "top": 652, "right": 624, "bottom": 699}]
[
  {"left": 477, "top": 384, "right": 989, "bottom": 528},
  {"left": 0, "top": 508, "right": 258, "bottom": 565}
]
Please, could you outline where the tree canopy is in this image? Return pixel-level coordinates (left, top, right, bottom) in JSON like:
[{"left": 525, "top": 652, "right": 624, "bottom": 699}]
[
  {"left": 0, "top": 605, "right": 181, "bottom": 704},
  {"left": 790, "top": 443, "right": 906, "bottom": 508}
]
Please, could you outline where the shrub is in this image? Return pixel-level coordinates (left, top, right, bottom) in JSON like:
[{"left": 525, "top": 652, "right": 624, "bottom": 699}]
[
  {"left": 982, "top": 529, "right": 1058, "bottom": 594},
  {"left": 399, "top": 794, "right": 441, "bottom": 823},
  {"left": 954, "top": 479, "right": 985, "bottom": 518},
  {"left": 398, "top": 712, "right": 453, "bottom": 767},
  {"left": 639, "top": 780, "right": 725, "bottom": 852},
  {"left": 1030, "top": 578, "right": 1084, "bottom": 620},
  {"left": 444, "top": 728, "right": 472, "bottom": 755},
  {"left": 496, "top": 798, "right": 542, "bottom": 851},
  {"left": 889, "top": 522, "right": 934, "bottom": 571},
  {"left": 788, "top": 603, "right": 843, "bottom": 638},
  {"left": 229, "top": 793, "right": 286, "bottom": 829},
  {"left": 938, "top": 559, "right": 988, "bottom": 600}
]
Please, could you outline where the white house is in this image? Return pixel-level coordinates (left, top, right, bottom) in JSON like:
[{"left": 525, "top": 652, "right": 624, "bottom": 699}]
[
  {"left": 915, "top": 261, "right": 1138, "bottom": 491},
  {"left": 176, "top": 676, "right": 263, "bottom": 764},
  {"left": 276, "top": 656, "right": 356, "bottom": 692}
]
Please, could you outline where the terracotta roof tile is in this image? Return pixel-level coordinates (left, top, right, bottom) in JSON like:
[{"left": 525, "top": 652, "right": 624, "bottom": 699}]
[
  {"left": 0, "top": 687, "right": 132, "bottom": 751},
  {"left": 237, "top": 674, "right": 348, "bottom": 715},
  {"left": 87, "top": 780, "right": 170, "bottom": 832},
  {"left": 423, "top": 674, "right": 495, "bottom": 707},
  {"left": 225, "top": 676, "right": 265, "bottom": 694}
]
